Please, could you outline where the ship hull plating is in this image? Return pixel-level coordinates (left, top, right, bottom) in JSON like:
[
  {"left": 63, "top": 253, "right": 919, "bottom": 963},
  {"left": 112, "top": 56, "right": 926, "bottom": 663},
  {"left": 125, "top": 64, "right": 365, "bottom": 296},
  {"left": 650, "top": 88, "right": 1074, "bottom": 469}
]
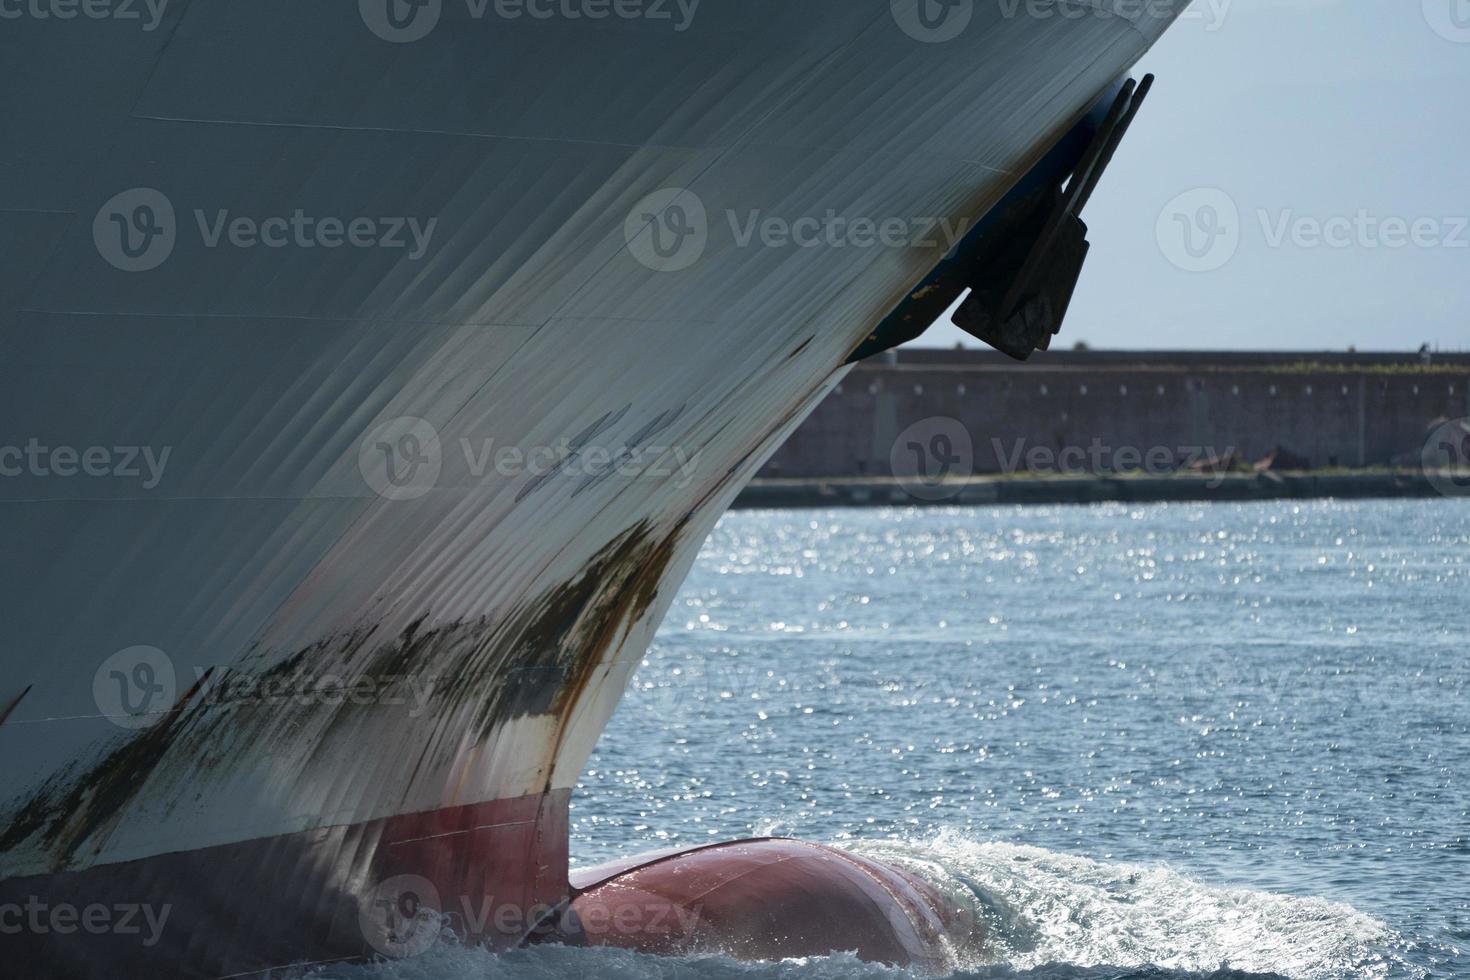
[{"left": 0, "top": 1, "right": 1181, "bottom": 973}]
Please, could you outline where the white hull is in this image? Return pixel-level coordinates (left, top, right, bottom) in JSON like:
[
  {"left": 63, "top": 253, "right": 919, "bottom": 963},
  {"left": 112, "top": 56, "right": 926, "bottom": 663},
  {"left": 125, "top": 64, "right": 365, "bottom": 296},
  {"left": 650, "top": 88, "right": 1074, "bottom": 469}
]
[{"left": 0, "top": 1, "right": 1182, "bottom": 972}]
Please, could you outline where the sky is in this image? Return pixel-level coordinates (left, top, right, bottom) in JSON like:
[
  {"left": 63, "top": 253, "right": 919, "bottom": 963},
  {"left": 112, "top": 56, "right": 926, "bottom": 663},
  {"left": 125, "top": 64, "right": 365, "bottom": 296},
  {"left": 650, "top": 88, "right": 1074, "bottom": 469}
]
[{"left": 921, "top": 0, "right": 1470, "bottom": 352}]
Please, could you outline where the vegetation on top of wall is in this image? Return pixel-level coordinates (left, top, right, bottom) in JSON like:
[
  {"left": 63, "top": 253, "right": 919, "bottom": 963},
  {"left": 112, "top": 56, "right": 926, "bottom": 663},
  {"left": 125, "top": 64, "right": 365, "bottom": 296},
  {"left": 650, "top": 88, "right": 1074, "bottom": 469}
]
[{"left": 1254, "top": 361, "right": 1470, "bottom": 376}]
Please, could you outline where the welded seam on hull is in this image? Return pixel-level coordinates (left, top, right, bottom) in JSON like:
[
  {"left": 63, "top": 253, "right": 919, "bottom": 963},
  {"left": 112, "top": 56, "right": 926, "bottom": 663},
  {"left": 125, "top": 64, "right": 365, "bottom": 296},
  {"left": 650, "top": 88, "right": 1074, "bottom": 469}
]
[
  {"left": 386, "top": 819, "right": 537, "bottom": 847},
  {"left": 570, "top": 837, "right": 792, "bottom": 894},
  {"left": 11, "top": 308, "right": 553, "bottom": 329},
  {"left": 129, "top": 112, "right": 658, "bottom": 151},
  {"left": 1046, "top": 0, "right": 1157, "bottom": 41},
  {"left": 126, "top": 7, "right": 895, "bottom": 152}
]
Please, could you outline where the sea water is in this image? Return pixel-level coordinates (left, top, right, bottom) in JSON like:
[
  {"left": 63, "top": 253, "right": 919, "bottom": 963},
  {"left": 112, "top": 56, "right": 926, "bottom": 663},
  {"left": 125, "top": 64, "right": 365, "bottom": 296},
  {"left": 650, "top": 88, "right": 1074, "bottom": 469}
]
[{"left": 319, "top": 500, "right": 1469, "bottom": 979}]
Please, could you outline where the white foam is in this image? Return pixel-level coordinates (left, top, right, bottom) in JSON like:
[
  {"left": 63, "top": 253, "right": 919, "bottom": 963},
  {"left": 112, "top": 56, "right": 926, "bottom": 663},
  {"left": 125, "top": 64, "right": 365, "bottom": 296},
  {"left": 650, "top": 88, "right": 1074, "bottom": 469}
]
[
  {"left": 849, "top": 833, "right": 1402, "bottom": 979},
  {"left": 303, "top": 837, "right": 1411, "bottom": 980},
  {"left": 305, "top": 946, "right": 911, "bottom": 980}
]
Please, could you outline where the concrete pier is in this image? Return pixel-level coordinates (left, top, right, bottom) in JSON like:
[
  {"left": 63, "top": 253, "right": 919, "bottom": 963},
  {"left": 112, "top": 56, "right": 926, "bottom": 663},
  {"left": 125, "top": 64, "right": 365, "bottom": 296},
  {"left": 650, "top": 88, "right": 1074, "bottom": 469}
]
[
  {"left": 748, "top": 349, "right": 1470, "bottom": 506},
  {"left": 734, "top": 470, "right": 1467, "bottom": 509}
]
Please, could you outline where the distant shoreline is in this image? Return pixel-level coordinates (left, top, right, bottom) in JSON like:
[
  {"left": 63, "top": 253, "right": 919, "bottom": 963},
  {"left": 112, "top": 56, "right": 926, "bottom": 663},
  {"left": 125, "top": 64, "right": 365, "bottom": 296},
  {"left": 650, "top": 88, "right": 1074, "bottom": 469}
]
[{"left": 733, "top": 470, "right": 1469, "bottom": 509}]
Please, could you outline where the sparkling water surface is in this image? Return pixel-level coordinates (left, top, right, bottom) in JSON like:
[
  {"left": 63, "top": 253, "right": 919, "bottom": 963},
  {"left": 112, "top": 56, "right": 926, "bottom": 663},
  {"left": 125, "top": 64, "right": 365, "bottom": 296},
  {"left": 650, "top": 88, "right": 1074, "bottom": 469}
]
[{"left": 324, "top": 500, "right": 1469, "bottom": 980}]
